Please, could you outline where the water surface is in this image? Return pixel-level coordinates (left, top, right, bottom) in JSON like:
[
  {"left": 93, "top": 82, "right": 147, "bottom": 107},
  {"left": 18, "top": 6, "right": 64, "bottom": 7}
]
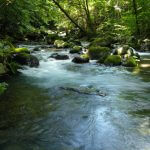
[{"left": 0, "top": 45, "right": 150, "bottom": 150}]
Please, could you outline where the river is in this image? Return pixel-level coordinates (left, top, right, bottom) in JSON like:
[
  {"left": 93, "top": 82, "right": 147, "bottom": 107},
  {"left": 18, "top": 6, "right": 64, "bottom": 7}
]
[{"left": 0, "top": 45, "right": 150, "bottom": 150}]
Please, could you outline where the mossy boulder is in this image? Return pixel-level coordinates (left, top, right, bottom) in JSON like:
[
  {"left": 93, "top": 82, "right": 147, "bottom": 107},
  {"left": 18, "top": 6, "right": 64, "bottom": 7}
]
[
  {"left": 88, "top": 46, "right": 110, "bottom": 60},
  {"left": 104, "top": 55, "right": 122, "bottom": 66},
  {"left": 70, "top": 46, "right": 82, "bottom": 54},
  {"left": 80, "top": 53, "right": 90, "bottom": 59},
  {"left": 123, "top": 57, "right": 138, "bottom": 67},
  {"left": 14, "top": 48, "right": 30, "bottom": 53},
  {"left": 13, "top": 53, "right": 39, "bottom": 67},
  {"left": 54, "top": 40, "right": 69, "bottom": 48}
]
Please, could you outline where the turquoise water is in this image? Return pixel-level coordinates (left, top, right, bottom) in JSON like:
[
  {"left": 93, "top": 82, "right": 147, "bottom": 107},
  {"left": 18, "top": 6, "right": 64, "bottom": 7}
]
[{"left": 0, "top": 46, "right": 150, "bottom": 150}]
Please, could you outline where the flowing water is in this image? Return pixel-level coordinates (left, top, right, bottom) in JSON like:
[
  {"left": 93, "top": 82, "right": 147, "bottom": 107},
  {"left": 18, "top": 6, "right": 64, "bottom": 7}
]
[{"left": 0, "top": 45, "right": 150, "bottom": 150}]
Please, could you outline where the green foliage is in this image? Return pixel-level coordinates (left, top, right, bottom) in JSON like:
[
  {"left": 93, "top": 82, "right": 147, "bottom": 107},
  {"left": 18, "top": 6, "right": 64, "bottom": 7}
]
[
  {"left": 88, "top": 46, "right": 110, "bottom": 60},
  {"left": 80, "top": 54, "right": 90, "bottom": 59},
  {"left": 0, "top": 82, "right": 7, "bottom": 95},
  {"left": 0, "top": 0, "right": 149, "bottom": 42},
  {"left": 7, "top": 62, "right": 21, "bottom": 74},
  {"left": 0, "top": 0, "right": 60, "bottom": 38}
]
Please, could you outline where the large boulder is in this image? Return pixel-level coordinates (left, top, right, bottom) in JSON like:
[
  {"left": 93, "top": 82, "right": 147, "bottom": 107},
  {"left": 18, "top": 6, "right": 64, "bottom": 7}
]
[
  {"left": 49, "top": 53, "right": 69, "bottom": 60},
  {"left": 54, "top": 40, "right": 69, "bottom": 48},
  {"left": 72, "top": 56, "right": 89, "bottom": 64},
  {"left": 70, "top": 46, "right": 82, "bottom": 54},
  {"left": 104, "top": 55, "right": 122, "bottom": 66},
  {"left": 13, "top": 53, "right": 39, "bottom": 67},
  {"left": 88, "top": 46, "right": 110, "bottom": 60}
]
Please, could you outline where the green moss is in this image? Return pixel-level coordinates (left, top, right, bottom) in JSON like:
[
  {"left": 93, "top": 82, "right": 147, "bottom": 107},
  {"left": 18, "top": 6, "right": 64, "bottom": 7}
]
[
  {"left": 54, "top": 40, "right": 68, "bottom": 48},
  {"left": 70, "top": 46, "right": 82, "bottom": 54},
  {"left": 80, "top": 53, "right": 90, "bottom": 59},
  {"left": 14, "top": 48, "right": 29, "bottom": 53},
  {"left": 123, "top": 57, "right": 138, "bottom": 67},
  {"left": 88, "top": 46, "right": 110, "bottom": 60},
  {"left": 0, "top": 82, "right": 7, "bottom": 95},
  {"left": 104, "top": 55, "right": 122, "bottom": 66}
]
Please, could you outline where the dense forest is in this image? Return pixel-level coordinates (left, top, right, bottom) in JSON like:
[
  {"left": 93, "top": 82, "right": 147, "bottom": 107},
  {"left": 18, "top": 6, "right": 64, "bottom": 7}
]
[
  {"left": 0, "top": 0, "right": 150, "bottom": 41},
  {"left": 0, "top": 1, "right": 150, "bottom": 149}
]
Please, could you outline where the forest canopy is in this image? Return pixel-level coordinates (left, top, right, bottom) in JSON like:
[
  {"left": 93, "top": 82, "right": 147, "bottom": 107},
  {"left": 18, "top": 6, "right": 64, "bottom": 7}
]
[{"left": 0, "top": 0, "right": 150, "bottom": 41}]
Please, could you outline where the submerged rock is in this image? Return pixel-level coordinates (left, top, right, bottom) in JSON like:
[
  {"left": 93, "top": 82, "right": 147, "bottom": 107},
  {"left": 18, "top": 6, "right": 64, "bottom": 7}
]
[
  {"left": 72, "top": 56, "right": 89, "bottom": 64},
  {"left": 49, "top": 53, "right": 69, "bottom": 60},
  {"left": 60, "top": 86, "right": 106, "bottom": 97},
  {"left": 33, "top": 46, "right": 41, "bottom": 51}
]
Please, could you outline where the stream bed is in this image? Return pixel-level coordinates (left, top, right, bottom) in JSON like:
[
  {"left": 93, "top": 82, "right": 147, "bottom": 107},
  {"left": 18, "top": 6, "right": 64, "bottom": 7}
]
[{"left": 0, "top": 45, "right": 150, "bottom": 150}]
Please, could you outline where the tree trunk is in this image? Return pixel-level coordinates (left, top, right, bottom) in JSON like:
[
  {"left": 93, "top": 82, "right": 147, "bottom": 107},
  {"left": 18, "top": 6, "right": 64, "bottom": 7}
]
[
  {"left": 83, "top": 0, "right": 95, "bottom": 34},
  {"left": 52, "top": 0, "right": 86, "bottom": 34},
  {"left": 132, "top": 0, "right": 140, "bottom": 35}
]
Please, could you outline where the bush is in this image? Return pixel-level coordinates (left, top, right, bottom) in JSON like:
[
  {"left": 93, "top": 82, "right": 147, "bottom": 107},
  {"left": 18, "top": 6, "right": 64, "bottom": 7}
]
[
  {"left": 88, "top": 46, "right": 110, "bottom": 60},
  {"left": 0, "top": 82, "right": 7, "bottom": 95},
  {"left": 90, "top": 36, "right": 115, "bottom": 47}
]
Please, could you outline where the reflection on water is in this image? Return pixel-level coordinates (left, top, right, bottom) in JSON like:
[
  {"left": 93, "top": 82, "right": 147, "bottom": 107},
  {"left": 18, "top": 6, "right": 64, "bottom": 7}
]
[{"left": 0, "top": 46, "right": 150, "bottom": 150}]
